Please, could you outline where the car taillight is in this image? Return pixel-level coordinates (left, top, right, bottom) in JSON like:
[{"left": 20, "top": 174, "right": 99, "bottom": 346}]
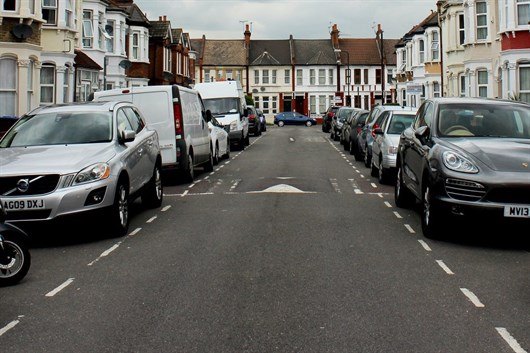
[
  {"left": 173, "top": 102, "right": 183, "bottom": 136},
  {"left": 249, "top": 114, "right": 255, "bottom": 122},
  {"left": 356, "top": 127, "right": 362, "bottom": 133},
  {"left": 371, "top": 123, "right": 379, "bottom": 138}
]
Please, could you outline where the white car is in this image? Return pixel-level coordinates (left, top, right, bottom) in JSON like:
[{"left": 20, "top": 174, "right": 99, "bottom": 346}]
[
  {"left": 208, "top": 117, "right": 230, "bottom": 164},
  {"left": 371, "top": 110, "right": 417, "bottom": 184}
]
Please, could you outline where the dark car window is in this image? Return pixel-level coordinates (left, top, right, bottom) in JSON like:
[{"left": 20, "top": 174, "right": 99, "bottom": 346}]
[
  {"left": 356, "top": 112, "right": 369, "bottom": 125},
  {"left": 414, "top": 102, "right": 433, "bottom": 130},
  {"left": 376, "top": 111, "right": 390, "bottom": 127},
  {"left": 387, "top": 114, "right": 415, "bottom": 134},
  {"left": 123, "top": 107, "right": 144, "bottom": 134}
]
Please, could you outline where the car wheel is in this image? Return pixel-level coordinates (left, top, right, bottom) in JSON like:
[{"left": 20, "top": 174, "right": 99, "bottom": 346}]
[
  {"left": 142, "top": 163, "right": 163, "bottom": 209},
  {"left": 364, "top": 146, "right": 371, "bottom": 168},
  {"left": 223, "top": 137, "right": 230, "bottom": 159},
  {"left": 0, "top": 231, "right": 31, "bottom": 286},
  {"left": 306, "top": 121, "right": 312, "bottom": 127},
  {"left": 278, "top": 121, "right": 285, "bottom": 127},
  {"left": 395, "top": 165, "right": 414, "bottom": 208},
  {"left": 244, "top": 133, "right": 250, "bottom": 146},
  {"left": 110, "top": 179, "right": 129, "bottom": 237},
  {"left": 204, "top": 148, "right": 214, "bottom": 172},
  {"left": 378, "top": 157, "right": 388, "bottom": 184},
  {"left": 182, "top": 154, "right": 194, "bottom": 183},
  {"left": 343, "top": 139, "right": 350, "bottom": 151},
  {"left": 370, "top": 157, "right": 378, "bottom": 177},
  {"left": 421, "top": 185, "right": 444, "bottom": 239},
  {"left": 213, "top": 144, "right": 219, "bottom": 165}
]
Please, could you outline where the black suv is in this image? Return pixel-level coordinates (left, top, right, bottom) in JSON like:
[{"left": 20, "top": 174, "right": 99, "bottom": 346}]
[{"left": 321, "top": 105, "right": 340, "bottom": 133}]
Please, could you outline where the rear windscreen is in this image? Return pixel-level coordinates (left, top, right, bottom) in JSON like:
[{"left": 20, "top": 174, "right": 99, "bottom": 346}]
[{"left": 203, "top": 98, "right": 240, "bottom": 115}]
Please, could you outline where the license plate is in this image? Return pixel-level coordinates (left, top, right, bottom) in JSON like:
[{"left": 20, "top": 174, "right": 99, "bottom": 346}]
[
  {"left": 504, "top": 205, "right": 530, "bottom": 218},
  {"left": 2, "top": 199, "right": 46, "bottom": 211}
]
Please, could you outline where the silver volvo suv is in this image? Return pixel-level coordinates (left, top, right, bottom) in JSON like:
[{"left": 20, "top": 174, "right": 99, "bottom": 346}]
[{"left": 0, "top": 101, "right": 163, "bottom": 236}]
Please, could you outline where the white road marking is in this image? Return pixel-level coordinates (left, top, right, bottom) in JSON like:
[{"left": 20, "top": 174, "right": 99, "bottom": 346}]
[
  {"left": 393, "top": 211, "right": 403, "bottom": 219},
  {"left": 377, "top": 193, "right": 384, "bottom": 198},
  {"left": 360, "top": 174, "right": 365, "bottom": 178},
  {"left": 161, "top": 205, "right": 171, "bottom": 212},
  {"left": 496, "top": 328, "right": 528, "bottom": 353},
  {"left": 371, "top": 183, "right": 377, "bottom": 188},
  {"left": 404, "top": 224, "right": 416, "bottom": 233},
  {"left": 129, "top": 228, "right": 142, "bottom": 236},
  {"left": 46, "top": 278, "right": 75, "bottom": 297},
  {"left": 249, "top": 184, "right": 314, "bottom": 194},
  {"left": 187, "top": 192, "right": 215, "bottom": 196},
  {"left": 181, "top": 190, "right": 189, "bottom": 197},
  {"left": 384, "top": 201, "right": 392, "bottom": 208},
  {"left": 0, "top": 320, "right": 19, "bottom": 337},
  {"left": 224, "top": 161, "right": 230, "bottom": 165},
  {"left": 436, "top": 260, "right": 454, "bottom": 275},
  {"left": 460, "top": 288, "right": 485, "bottom": 308},
  {"left": 188, "top": 183, "right": 195, "bottom": 189},
  {"left": 354, "top": 189, "right": 364, "bottom": 194},
  {"left": 100, "top": 243, "right": 121, "bottom": 257},
  {"left": 289, "top": 137, "right": 295, "bottom": 142},
  {"left": 418, "top": 239, "right": 432, "bottom": 251},
  {"left": 209, "top": 172, "right": 215, "bottom": 175},
  {"left": 146, "top": 216, "right": 157, "bottom": 223}
]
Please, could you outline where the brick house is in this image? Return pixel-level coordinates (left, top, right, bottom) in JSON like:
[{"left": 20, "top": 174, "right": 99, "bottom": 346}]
[{"left": 148, "top": 17, "right": 173, "bottom": 85}]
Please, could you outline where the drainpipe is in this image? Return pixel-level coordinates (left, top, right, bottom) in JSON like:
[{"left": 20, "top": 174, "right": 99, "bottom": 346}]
[{"left": 437, "top": 1, "right": 444, "bottom": 97}]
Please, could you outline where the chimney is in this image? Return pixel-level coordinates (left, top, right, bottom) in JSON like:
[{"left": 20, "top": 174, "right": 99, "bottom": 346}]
[
  {"left": 330, "top": 24, "right": 340, "bottom": 49},
  {"left": 244, "top": 24, "right": 251, "bottom": 48},
  {"left": 159, "top": 16, "right": 162, "bottom": 21}
]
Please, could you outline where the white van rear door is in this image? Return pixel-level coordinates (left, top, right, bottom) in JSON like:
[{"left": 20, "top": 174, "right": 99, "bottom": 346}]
[{"left": 180, "top": 90, "right": 210, "bottom": 163}]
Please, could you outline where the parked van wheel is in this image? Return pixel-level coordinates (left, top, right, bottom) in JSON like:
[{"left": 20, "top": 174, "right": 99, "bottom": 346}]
[
  {"left": 182, "top": 154, "right": 194, "bottom": 183},
  {"left": 213, "top": 144, "right": 219, "bottom": 165},
  {"left": 204, "top": 150, "right": 214, "bottom": 172},
  {"left": 244, "top": 134, "right": 250, "bottom": 146}
]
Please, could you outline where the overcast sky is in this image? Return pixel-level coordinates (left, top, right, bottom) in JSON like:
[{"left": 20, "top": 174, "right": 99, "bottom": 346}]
[{"left": 134, "top": 0, "right": 437, "bottom": 40}]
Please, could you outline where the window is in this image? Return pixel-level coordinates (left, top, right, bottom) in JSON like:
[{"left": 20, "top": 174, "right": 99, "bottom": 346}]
[
  {"left": 431, "top": 31, "right": 439, "bottom": 60},
  {"left": 63, "top": 67, "right": 70, "bottom": 103},
  {"left": 519, "top": 64, "right": 530, "bottom": 103},
  {"left": 65, "top": 0, "right": 73, "bottom": 28},
  {"left": 272, "top": 69, "right": 277, "bottom": 84},
  {"left": 262, "top": 70, "right": 269, "bottom": 84},
  {"left": 517, "top": 0, "right": 530, "bottom": 26},
  {"left": 328, "top": 69, "right": 334, "bottom": 85},
  {"left": 262, "top": 96, "right": 269, "bottom": 114},
  {"left": 40, "top": 64, "right": 55, "bottom": 104},
  {"left": 226, "top": 69, "right": 233, "bottom": 80},
  {"left": 284, "top": 69, "right": 290, "bottom": 84},
  {"left": 364, "top": 69, "right": 369, "bottom": 84},
  {"left": 419, "top": 39, "right": 425, "bottom": 64},
  {"left": 459, "top": 74, "right": 466, "bottom": 97},
  {"left": 27, "top": 59, "right": 34, "bottom": 112},
  {"left": 205, "top": 71, "right": 210, "bottom": 82},
  {"left": 29, "top": 0, "right": 34, "bottom": 13},
  {"left": 254, "top": 70, "right": 259, "bottom": 84},
  {"left": 319, "top": 95, "right": 326, "bottom": 113},
  {"left": 458, "top": 13, "right": 466, "bottom": 45},
  {"left": 42, "top": 0, "right": 57, "bottom": 25},
  {"left": 433, "top": 82, "right": 440, "bottom": 98},
  {"left": 477, "top": 69, "right": 488, "bottom": 97},
  {"left": 354, "top": 69, "right": 361, "bottom": 84},
  {"left": 3, "top": 0, "right": 16, "bottom": 11},
  {"left": 82, "top": 11, "right": 93, "bottom": 48},
  {"left": 309, "top": 69, "right": 315, "bottom": 85},
  {"left": 476, "top": 1, "right": 488, "bottom": 40},
  {"left": 296, "top": 69, "right": 303, "bottom": 85},
  {"left": 318, "top": 69, "right": 326, "bottom": 85},
  {"left": 0, "top": 58, "right": 17, "bottom": 116},
  {"left": 310, "top": 96, "right": 316, "bottom": 114},
  {"left": 132, "top": 32, "right": 139, "bottom": 59},
  {"left": 76, "top": 69, "right": 99, "bottom": 102},
  {"left": 272, "top": 96, "right": 278, "bottom": 113},
  {"left": 376, "top": 69, "right": 381, "bottom": 84},
  {"left": 105, "top": 21, "right": 115, "bottom": 53},
  {"left": 98, "top": 12, "right": 105, "bottom": 49}
]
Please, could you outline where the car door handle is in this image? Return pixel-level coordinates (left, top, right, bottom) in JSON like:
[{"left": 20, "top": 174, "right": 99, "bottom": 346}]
[
  {"left": 138, "top": 147, "right": 144, "bottom": 155},
  {"left": 147, "top": 140, "right": 153, "bottom": 147}
]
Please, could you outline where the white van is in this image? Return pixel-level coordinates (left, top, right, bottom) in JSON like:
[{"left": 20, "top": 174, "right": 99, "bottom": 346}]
[
  {"left": 193, "top": 81, "right": 249, "bottom": 149},
  {"left": 94, "top": 85, "right": 212, "bottom": 182}
]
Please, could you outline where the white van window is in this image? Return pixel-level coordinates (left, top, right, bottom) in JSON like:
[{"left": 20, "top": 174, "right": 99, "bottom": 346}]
[
  {"left": 180, "top": 91, "right": 202, "bottom": 125},
  {"left": 203, "top": 98, "right": 240, "bottom": 115}
]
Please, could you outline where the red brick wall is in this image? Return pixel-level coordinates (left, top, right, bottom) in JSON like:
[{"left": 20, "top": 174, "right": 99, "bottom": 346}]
[{"left": 0, "top": 18, "right": 41, "bottom": 46}]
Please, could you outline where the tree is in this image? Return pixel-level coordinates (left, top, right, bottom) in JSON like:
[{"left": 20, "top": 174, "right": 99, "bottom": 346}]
[{"left": 245, "top": 95, "right": 254, "bottom": 106}]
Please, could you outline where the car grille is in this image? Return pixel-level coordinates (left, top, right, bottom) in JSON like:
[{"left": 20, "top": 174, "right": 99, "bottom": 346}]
[
  {"left": 445, "top": 178, "right": 486, "bottom": 202},
  {"left": 0, "top": 175, "right": 60, "bottom": 196},
  {"left": 485, "top": 188, "right": 530, "bottom": 204},
  {"left": 5, "top": 210, "right": 51, "bottom": 221}
]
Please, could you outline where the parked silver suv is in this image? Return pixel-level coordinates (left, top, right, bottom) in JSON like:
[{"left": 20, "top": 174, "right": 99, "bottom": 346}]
[{"left": 0, "top": 101, "right": 163, "bottom": 236}]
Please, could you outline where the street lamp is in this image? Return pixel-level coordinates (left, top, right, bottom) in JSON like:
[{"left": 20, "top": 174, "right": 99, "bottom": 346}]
[{"left": 334, "top": 48, "right": 351, "bottom": 106}]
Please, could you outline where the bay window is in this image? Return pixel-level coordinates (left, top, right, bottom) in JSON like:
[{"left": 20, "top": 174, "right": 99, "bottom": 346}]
[
  {"left": 82, "top": 11, "right": 93, "bottom": 48},
  {"left": 105, "top": 21, "right": 115, "bottom": 53},
  {"left": 458, "top": 13, "right": 465, "bottom": 45},
  {"left": 476, "top": 1, "right": 488, "bottom": 40},
  {"left": 518, "top": 0, "right": 530, "bottom": 25},
  {"left": 42, "top": 0, "right": 57, "bottom": 26},
  {"left": 419, "top": 39, "right": 425, "bottom": 64},
  {"left": 477, "top": 69, "right": 488, "bottom": 97},
  {"left": 40, "top": 64, "right": 55, "bottom": 104},
  {"left": 520, "top": 64, "right": 530, "bottom": 103},
  {"left": 431, "top": 31, "right": 439, "bottom": 61},
  {"left": 132, "top": 32, "right": 139, "bottom": 60},
  {"left": 0, "top": 58, "right": 17, "bottom": 116}
]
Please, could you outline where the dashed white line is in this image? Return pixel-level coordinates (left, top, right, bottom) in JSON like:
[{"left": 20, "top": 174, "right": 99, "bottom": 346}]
[
  {"left": 496, "top": 328, "right": 528, "bottom": 353},
  {"left": 100, "top": 243, "right": 121, "bottom": 257},
  {"left": 0, "top": 320, "right": 19, "bottom": 337},
  {"left": 354, "top": 189, "right": 364, "bottom": 194},
  {"left": 371, "top": 183, "right": 377, "bottom": 188},
  {"left": 404, "top": 224, "right": 416, "bottom": 234},
  {"left": 384, "top": 201, "right": 392, "bottom": 208},
  {"left": 161, "top": 205, "right": 171, "bottom": 212},
  {"left": 181, "top": 190, "right": 189, "bottom": 197},
  {"left": 129, "top": 227, "right": 142, "bottom": 236},
  {"left": 418, "top": 239, "right": 432, "bottom": 251},
  {"left": 460, "top": 288, "right": 485, "bottom": 308},
  {"left": 146, "top": 216, "right": 157, "bottom": 223},
  {"left": 393, "top": 211, "right": 403, "bottom": 219},
  {"left": 188, "top": 183, "right": 195, "bottom": 189},
  {"left": 435, "top": 260, "right": 454, "bottom": 275},
  {"left": 45, "top": 278, "right": 75, "bottom": 297}
]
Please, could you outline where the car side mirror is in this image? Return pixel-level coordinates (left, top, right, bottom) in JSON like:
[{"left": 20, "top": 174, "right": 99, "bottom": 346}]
[
  {"left": 415, "top": 125, "right": 430, "bottom": 143},
  {"left": 205, "top": 110, "right": 213, "bottom": 122},
  {"left": 374, "top": 128, "right": 384, "bottom": 135},
  {"left": 119, "top": 129, "right": 136, "bottom": 144}
]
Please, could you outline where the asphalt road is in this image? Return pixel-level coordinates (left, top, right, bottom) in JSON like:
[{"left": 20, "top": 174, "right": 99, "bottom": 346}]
[{"left": 1, "top": 125, "right": 529, "bottom": 353}]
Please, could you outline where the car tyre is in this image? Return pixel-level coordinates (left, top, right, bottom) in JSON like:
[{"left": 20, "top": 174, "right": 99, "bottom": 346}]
[
  {"left": 110, "top": 179, "right": 129, "bottom": 237},
  {"left": 421, "top": 185, "right": 444, "bottom": 239},
  {"left": 306, "top": 121, "right": 312, "bottom": 127},
  {"left": 223, "top": 138, "right": 230, "bottom": 159},
  {"left": 213, "top": 144, "right": 219, "bottom": 165},
  {"left": 204, "top": 149, "right": 214, "bottom": 172},
  {"left": 278, "top": 121, "right": 285, "bottom": 127},
  {"left": 0, "top": 231, "right": 31, "bottom": 286},
  {"left": 182, "top": 154, "right": 194, "bottom": 183},
  {"left": 378, "top": 156, "right": 388, "bottom": 184},
  {"left": 142, "top": 163, "right": 163, "bottom": 209},
  {"left": 371, "top": 158, "right": 378, "bottom": 177},
  {"left": 394, "top": 165, "right": 414, "bottom": 208},
  {"left": 344, "top": 139, "right": 350, "bottom": 151},
  {"left": 364, "top": 146, "right": 371, "bottom": 168}
]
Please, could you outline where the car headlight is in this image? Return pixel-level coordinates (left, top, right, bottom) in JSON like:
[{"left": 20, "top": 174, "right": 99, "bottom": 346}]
[
  {"left": 230, "top": 121, "right": 237, "bottom": 131},
  {"left": 388, "top": 146, "right": 398, "bottom": 155},
  {"left": 442, "top": 151, "right": 478, "bottom": 173},
  {"left": 73, "top": 163, "right": 111, "bottom": 186}
]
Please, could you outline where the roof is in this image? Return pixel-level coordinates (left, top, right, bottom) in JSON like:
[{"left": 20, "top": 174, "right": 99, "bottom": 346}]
[
  {"left": 396, "top": 11, "right": 438, "bottom": 48},
  {"left": 150, "top": 21, "right": 171, "bottom": 39},
  {"left": 338, "top": 38, "right": 400, "bottom": 66},
  {"left": 202, "top": 40, "right": 247, "bottom": 66},
  {"left": 249, "top": 40, "right": 291, "bottom": 65},
  {"left": 293, "top": 39, "right": 336, "bottom": 65},
  {"left": 123, "top": 4, "right": 150, "bottom": 27},
  {"left": 74, "top": 50, "right": 102, "bottom": 70},
  {"left": 190, "top": 38, "right": 204, "bottom": 55},
  {"left": 171, "top": 28, "right": 183, "bottom": 44}
]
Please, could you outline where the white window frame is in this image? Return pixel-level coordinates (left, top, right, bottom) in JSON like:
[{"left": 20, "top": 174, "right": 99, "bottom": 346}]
[
  {"left": 459, "top": 73, "right": 466, "bottom": 97},
  {"left": 254, "top": 70, "right": 259, "bottom": 84},
  {"left": 27, "top": 59, "right": 34, "bottom": 112},
  {"left": 131, "top": 32, "right": 139, "bottom": 60},
  {"left": 65, "top": 0, "right": 74, "bottom": 28},
  {"left": 318, "top": 69, "right": 326, "bottom": 85},
  {"left": 82, "top": 10, "right": 93, "bottom": 48},
  {"left": 272, "top": 96, "right": 277, "bottom": 113},
  {"left": 458, "top": 13, "right": 466, "bottom": 45},
  {"left": 0, "top": 57, "right": 17, "bottom": 116},
  {"left": 284, "top": 69, "right": 290, "bottom": 84},
  {"left": 105, "top": 20, "right": 115, "bottom": 53},
  {"left": 477, "top": 69, "right": 488, "bottom": 97},
  {"left": 42, "top": 0, "right": 57, "bottom": 26},
  {"left": 40, "top": 64, "right": 55, "bottom": 105},
  {"left": 262, "top": 96, "right": 270, "bottom": 114},
  {"left": 2, "top": 0, "right": 18, "bottom": 11},
  {"left": 318, "top": 95, "right": 326, "bottom": 114},
  {"left": 271, "top": 69, "right": 277, "bottom": 84},
  {"left": 309, "top": 69, "right": 316, "bottom": 85},
  {"left": 262, "top": 69, "right": 269, "bottom": 84},
  {"left": 517, "top": 0, "right": 530, "bottom": 26},
  {"left": 296, "top": 69, "right": 303, "bottom": 85},
  {"left": 419, "top": 39, "right": 425, "bottom": 64},
  {"left": 328, "top": 69, "right": 334, "bottom": 85},
  {"left": 475, "top": 1, "right": 488, "bottom": 41},
  {"left": 431, "top": 31, "right": 439, "bottom": 61},
  {"left": 519, "top": 64, "right": 530, "bottom": 103},
  {"left": 433, "top": 82, "right": 440, "bottom": 98}
]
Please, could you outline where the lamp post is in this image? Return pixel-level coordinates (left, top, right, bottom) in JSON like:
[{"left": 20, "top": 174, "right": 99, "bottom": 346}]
[{"left": 334, "top": 48, "right": 351, "bottom": 106}]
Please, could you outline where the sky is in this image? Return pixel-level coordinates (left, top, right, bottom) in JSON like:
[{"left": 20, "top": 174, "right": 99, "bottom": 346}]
[{"left": 134, "top": 0, "right": 438, "bottom": 40}]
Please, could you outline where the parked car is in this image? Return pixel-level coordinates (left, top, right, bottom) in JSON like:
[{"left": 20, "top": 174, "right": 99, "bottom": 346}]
[
  {"left": 358, "top": 104, "right": 416, "bottom": 168},
  {"left": 247, "top": 105, "right": 262, "bottom": 136},
  {"left": 274, "top": 112, "right": 317, "bottom": 127},
  {"left": 0, "top": 116, "right": 19, "bottom": 139},
  {"left": 208, "top": 116, "right": 230, "bottom": 165},
  {"left": 0, "top": 101, "right": 163, "bottom": 236},
  {"left": 349, "top": 111, "right": 370, "bottom": 160},
  {"left": 340, "top": 108, "right": 366, "bottom": 150},
  {"left": 256, "top": 108, "right": 267, "bottom": 132},
  {"left": 371, "top": 110, "right": 416, "bottom": 184},
  {"left": 94, "top": 85, "right": 213, "bottom": 183},
  {"left": 321, "top": 105, "right": 340, "bottom": 132},
  {"left": 331, "top": 107, "right": 355, "bottom": 141},
  {"left": 395, "top": 98, "right": 530, "bottom": 238}
]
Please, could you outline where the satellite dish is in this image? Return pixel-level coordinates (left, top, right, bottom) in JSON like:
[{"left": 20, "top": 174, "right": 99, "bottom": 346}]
[
  {"left": 163, "top": 72, "right": 174, "bottom": 81},
  {"left": 12, "top": 24, "right": 33, "bottom": 40},
  {"left": 119, "top": 59, "right": 132, "bottom": 69},
  {"left": 252, "top": 89, "right": 258, "bottom": 94},
  {"left": 260, "top": 87, "right": 266, "bottom": 92}
]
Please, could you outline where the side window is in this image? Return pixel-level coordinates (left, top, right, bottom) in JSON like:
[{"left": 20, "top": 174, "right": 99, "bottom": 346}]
[
  {"left": 375, "top": 111, "right": 390, "bottom": 126},
  {"left": 413, "top": 102, "right": 428, "bottom": 130},
  {"left": 123, "top": 107, "right": 143, "bottom": 133},
  {"left": 380, "top": 112, "right": 391, "bottom": 131},
  {"left": 423, "top": 103, "right": 434, "bottom": 128},
  {"left": 117, "top": 109, "right": 133, "bottom": 132}
]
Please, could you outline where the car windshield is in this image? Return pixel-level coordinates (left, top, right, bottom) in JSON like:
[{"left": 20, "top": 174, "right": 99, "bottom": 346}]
[
  {"left": 0, "top": 111, "right": 113, "bottom": 147},
  {"left": 387, "top": 114, "right": 415, "bottom": 134},
  {"left": 203, "top": 98, "right": 240, "bottom": 115},
  {"left": 438, "top": 103, "right": 530, "bottom": 138}
]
